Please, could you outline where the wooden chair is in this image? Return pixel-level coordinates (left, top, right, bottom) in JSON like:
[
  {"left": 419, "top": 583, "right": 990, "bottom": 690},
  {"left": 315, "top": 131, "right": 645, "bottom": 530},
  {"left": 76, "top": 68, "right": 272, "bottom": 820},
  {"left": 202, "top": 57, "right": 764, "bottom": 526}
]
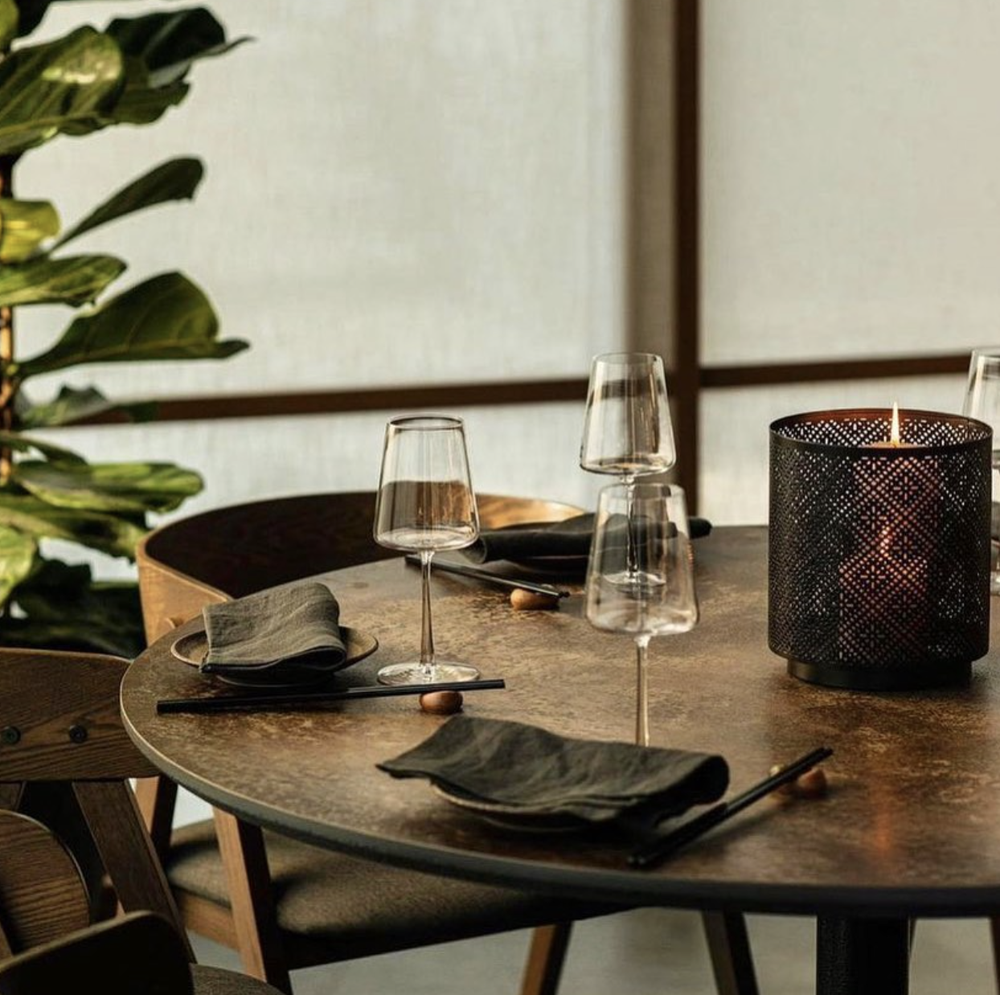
[
  {"left": 134, "top": 491, "right": 758, "bottom": 995},
  {"left": 0, "top": 810, "right": 281, "bottom": 995}
]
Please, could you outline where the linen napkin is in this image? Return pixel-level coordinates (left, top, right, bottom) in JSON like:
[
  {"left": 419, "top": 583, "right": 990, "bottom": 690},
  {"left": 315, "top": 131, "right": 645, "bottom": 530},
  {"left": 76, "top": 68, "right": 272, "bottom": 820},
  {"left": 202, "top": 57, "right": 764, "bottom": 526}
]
[
  {"left": 461, "top": 512, "right": 712, "bottom": 566},
  {"left": 201, "top": 582, "right": 348, "bottom": 680},
  {"left": 378, "top": 715, "right": 729, "bottom": 825}
]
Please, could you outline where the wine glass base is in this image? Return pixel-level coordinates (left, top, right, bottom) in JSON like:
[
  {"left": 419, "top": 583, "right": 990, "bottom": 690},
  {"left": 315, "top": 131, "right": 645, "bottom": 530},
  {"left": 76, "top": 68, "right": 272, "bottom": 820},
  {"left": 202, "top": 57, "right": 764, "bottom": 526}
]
[
  {"left": 606, "top": 569, "right": 667, "bottom": 594},
  {"left": 376, "top": 661, "right": 481, "bottom": 686}
]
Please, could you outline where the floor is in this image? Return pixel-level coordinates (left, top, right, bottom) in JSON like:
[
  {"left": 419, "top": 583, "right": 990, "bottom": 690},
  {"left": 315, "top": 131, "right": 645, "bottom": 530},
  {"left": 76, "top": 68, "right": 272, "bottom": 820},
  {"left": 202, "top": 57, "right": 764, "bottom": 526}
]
[{"left": 192, "top": 909, "right": 996, "bottom": 995}]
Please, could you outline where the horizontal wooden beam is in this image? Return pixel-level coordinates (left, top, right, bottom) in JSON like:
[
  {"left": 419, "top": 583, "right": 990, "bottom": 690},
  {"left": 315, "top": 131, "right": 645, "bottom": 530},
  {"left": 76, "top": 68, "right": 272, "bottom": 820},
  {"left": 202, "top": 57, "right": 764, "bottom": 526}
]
[
  {"left": 700, "top": 353, "right": 968, "bottom": 388},
  {"left": 72, "top": 355, "right": 969, "bottom": 428}
]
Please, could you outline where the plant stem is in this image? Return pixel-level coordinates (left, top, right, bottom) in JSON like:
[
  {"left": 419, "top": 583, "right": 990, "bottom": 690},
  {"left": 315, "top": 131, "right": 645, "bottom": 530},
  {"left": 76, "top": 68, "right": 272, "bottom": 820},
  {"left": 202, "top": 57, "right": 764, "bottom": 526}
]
[{"left": 0, "top": 154, "right": 14, "bottom": 486}]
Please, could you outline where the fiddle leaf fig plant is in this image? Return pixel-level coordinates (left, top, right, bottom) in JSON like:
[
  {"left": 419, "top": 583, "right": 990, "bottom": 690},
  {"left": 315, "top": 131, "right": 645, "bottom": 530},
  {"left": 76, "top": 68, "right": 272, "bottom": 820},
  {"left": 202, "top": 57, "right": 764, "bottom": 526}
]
[{"left": 0, "top": 1, "right": 249, "bottom": 655}]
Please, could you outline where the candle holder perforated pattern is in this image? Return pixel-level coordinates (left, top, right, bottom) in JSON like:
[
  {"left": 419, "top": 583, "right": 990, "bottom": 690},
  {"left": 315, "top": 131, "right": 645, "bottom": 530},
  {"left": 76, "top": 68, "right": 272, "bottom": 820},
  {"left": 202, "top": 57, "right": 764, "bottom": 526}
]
[{"left": 768, "top": 409, "right": 992, "bottom": 689}]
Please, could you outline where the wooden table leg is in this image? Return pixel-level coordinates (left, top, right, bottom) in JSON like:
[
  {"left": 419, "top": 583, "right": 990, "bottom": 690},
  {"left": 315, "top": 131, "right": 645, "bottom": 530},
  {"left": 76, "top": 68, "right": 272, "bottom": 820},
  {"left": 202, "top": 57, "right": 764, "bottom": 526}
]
[{"left": 816, "top": 916, "right": 909, "bottom": 995}]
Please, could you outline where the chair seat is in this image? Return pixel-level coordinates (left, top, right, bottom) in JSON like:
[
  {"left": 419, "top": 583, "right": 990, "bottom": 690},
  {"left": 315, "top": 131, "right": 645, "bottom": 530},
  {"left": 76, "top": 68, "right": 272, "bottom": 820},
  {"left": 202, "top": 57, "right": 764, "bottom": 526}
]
[
  {"left": 192, "top": 965, "right": 285, "bottom": 995},
  {"left": 169, "top": 820, "right": 621, "bottom": 959}
]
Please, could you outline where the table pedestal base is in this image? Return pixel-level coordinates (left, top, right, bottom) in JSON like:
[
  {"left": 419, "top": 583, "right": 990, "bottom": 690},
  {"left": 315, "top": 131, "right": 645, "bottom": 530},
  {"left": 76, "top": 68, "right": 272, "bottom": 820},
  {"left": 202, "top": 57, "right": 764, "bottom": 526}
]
[{"left": 816, "top": 917, "right": 909, "bottom": 995}]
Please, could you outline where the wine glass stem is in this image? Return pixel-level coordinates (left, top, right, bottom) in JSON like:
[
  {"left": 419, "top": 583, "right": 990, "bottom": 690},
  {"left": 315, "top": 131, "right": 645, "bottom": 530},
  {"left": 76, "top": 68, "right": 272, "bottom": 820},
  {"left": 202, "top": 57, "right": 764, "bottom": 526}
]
[
  {"left": 623, "top": 474, "right": 638, "bottom": 579},
  {"left": 419, "top": 550, "right": 436, "bottom": 680},
  {"left": 635, "top": 634, "right": 651, "bottom": 747}
]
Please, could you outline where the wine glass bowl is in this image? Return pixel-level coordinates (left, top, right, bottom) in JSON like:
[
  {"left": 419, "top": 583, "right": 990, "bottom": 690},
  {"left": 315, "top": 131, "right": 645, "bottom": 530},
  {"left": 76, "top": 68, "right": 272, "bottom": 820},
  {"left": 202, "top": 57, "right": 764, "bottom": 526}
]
[
  {"left": 579, "top": 352, "right": 676, "bottom": 483},
  {"left": 373, "top": 415, "right": 480, "bottom": 685},
  {"left": 962, "top": 348, "right": 1000, "bottom": 595},
  {"left": 585, "top": 482, "right": 698, "bottom": 746}
]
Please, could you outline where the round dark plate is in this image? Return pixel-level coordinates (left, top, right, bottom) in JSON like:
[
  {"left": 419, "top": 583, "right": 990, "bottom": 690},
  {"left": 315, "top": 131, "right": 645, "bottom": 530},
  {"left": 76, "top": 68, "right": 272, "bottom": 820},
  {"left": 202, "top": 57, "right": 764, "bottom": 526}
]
[{"left": 170, "top": 627, "right": 378, "bottom": 688}]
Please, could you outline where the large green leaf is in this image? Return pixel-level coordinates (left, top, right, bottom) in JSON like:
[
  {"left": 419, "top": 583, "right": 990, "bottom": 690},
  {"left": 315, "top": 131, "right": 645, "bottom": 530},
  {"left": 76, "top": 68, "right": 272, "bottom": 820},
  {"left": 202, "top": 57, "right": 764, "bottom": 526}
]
[
  {"left": 0, "top": 253, "right": 125, "bottom": 307},
  {"left": 0, "top": 0, "right": 17, "bottom": 49},
  {"left": 107, "top": 54, "right": 188, "bottom": 126},
  {"left": 0, "top": 492, "right": 146, "bottom": 558},
  {"left": 1, "top": 559, "right": 143, "bottom": 656},
  {"left": 55, "top": 157, "right": 203, "bottom": 249},
  {"left": 15, "top": 459, "right": 203, "bottom": 513},
  {"left": 0, "top": 428, "right": 83, "bottom": 463},
  {"left": 0, "top": 524, "right": 37, "bottom": 607},
  {"left": 16, "top": 271, "right": 247, "bottom": 379},
  {"left": 0, "top": 198, "right": 59, "bottom": 262},
  {"left": 18, "top": 385, "right": 156, "bottom": 428},
  {"left": 107, "top": 8, "right": 242, "bottom": 87},
  {"left": 0, "top": 26, "right": 123, "bottom": 154}
]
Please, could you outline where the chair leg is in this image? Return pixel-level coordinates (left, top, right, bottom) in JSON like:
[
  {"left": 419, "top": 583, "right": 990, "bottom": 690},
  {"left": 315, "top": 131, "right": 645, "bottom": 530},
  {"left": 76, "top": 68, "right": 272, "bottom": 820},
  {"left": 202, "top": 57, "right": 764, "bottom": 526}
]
[
  {"left": 990, "top": 918, "right": 1000, "bottom": 994},
  {"left": 701, "top": 911, "right": 759, "bottom": 995},
  {"left": 72, "top": 781, "right": 193, "bottom": 961},
  {"left": 0, "top": 783, "right": 23, "bottom": 810},
  {"left": 520, "top": 923, "right": 573, "bottom": 995},
  {"left": 212, "top": 808, "right": 293, "bottom": 994},
  {"left": 134, "top": 775, "right": 178, "bottom": 863}
]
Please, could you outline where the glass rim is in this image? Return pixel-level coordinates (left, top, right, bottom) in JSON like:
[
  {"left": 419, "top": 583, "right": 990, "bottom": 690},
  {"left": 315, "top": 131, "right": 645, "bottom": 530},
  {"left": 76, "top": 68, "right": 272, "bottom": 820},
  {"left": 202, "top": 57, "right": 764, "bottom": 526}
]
[
  {"left": 595, "top": 480, "right": 685, "bottom": 499},
  {"left": 590, "top": 351, "right": 663, "bottom": 366},
  {"left": 385, "top": 414, "right": 465, "bottom": 431}
]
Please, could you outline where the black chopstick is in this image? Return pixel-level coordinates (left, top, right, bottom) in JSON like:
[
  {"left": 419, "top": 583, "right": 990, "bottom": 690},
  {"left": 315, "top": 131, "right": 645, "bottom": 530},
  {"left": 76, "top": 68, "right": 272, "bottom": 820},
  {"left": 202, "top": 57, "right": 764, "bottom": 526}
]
[
  {"left": 157, "top": 678, "right": 506, "bottom": 715},
  {"left": 627, "top": 746, "right": 834, "bottom": 870},
  {"left": 405, "top": 555, "right": 570, "bottom": 599}
]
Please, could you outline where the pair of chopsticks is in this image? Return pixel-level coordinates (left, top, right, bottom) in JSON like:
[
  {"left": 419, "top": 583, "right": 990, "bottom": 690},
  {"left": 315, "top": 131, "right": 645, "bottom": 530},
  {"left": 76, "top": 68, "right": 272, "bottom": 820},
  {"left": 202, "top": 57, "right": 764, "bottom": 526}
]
[
  {"left": 628, "top": 746, "right": 833, "bottom": 870},
  {"left": 404, "top": 555, "right": 570, "bottom": 599},
  {"left": 157, "top": 678, "right": 505, "bottom": 715}
]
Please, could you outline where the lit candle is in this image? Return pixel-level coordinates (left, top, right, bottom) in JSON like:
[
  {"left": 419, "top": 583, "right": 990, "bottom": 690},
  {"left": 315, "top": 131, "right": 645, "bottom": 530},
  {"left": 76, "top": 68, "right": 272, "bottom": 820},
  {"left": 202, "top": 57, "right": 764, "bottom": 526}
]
[{"left": 870, "top": 402, "right": 918, "bottom": 449}]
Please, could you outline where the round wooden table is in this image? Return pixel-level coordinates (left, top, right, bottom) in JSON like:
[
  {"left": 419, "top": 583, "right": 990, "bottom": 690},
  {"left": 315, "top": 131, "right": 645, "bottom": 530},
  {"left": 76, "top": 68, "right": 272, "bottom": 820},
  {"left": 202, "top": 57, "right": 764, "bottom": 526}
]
[{"left": 121, "top": 526, "right": 1000, "bottom": 995}]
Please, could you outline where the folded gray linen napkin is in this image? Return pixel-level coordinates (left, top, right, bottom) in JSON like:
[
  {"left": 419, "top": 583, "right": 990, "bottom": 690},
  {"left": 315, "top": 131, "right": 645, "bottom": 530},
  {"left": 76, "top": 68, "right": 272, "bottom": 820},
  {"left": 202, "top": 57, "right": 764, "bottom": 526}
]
[
  {"left": 377, "top": 715, "right": 728, "bottom": 824},
  {"left": 201, "top": 582, "right": 347, "bottom": 678},
  {"left": 461, "top": 513, "right": 712, "bottom": 566}
]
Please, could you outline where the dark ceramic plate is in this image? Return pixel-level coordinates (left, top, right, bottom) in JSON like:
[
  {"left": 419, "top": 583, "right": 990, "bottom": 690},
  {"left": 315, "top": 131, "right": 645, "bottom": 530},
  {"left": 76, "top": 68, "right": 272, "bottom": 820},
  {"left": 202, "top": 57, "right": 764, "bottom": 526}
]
[{"left": 170, "top": 626, "right": 378, "bottom": 688}]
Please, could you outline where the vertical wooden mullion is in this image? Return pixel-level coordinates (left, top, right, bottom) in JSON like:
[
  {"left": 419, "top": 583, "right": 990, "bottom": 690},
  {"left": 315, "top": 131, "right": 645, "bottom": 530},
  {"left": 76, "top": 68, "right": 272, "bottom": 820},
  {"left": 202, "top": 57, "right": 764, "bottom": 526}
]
[{"left": 672, "top": 0, "right": 702, "bottom": 511}]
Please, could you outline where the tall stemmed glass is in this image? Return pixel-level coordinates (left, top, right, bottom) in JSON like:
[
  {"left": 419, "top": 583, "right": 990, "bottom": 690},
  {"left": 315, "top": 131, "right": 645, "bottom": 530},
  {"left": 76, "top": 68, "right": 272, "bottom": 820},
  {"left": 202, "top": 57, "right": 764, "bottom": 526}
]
[
  {"left": 373, "top": 415, "right": 481, "bottom": 685},
  {"left": 579, "top": 352, "right": 676, "bottom": 484},
  {"left": 585, "top": 482, "right": 698, "bottom": 746},
  {"left": 963, "top": 347, "right": 1000, "bottom": 594},
  {"left": 580, "top": 352, "right": 676, "bottom": 584}
]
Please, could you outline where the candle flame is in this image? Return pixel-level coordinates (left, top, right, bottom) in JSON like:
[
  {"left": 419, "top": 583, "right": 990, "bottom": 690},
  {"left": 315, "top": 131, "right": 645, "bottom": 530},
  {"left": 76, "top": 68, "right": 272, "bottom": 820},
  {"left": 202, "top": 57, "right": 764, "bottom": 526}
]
[{"left": 890, "top": 402, "right": 900, "bottom": 446}]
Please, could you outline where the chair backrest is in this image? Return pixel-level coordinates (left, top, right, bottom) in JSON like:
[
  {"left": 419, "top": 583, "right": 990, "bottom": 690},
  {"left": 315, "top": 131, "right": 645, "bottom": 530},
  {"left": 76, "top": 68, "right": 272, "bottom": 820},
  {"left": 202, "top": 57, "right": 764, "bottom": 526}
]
[
  {"left": 0, "top": 810, "right": 90, "bottom": 956},
  {"left": 0, "top": 649, "right": 189, "bottom": 947},
  {"left": 0, "top": 649, "right": 159, "bottom": 784},
  {"left": 137, "top": 490, "right": 582, "bottom": 644},
  {"left": 0, "top": 907, "right": 193, "bottom": 995}
]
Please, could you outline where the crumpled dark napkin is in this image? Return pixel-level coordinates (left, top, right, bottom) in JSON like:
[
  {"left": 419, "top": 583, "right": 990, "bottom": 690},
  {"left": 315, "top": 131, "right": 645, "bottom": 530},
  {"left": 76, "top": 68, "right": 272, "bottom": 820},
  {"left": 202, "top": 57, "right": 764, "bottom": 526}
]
[
  {"left": 201, "top": 582, "right": 347, "bottom": 680},
  {"left": 377, "top": 715, "right": 729, "bottom": 824},
  {"left": 461, "top": 512, "right": 712, "bottom": 565}
]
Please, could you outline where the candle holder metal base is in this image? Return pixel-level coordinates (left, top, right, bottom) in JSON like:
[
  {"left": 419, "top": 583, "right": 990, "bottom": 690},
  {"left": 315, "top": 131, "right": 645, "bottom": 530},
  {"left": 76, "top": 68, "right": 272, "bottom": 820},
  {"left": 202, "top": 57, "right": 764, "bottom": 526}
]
[{"left": 786, "top": 657, "right": 972, "bottom": 691}]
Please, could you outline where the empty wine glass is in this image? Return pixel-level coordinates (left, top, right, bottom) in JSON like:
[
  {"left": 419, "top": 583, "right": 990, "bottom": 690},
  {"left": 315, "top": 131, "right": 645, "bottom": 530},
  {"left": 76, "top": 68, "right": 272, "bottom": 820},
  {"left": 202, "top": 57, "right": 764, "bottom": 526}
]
[
  {"left": 963, "top": 347, "right": 1000, "bottom": 594},
  {"left": 585, "top": 482, "right": 698, "bottom": 746},
  {"left": 373, "top": 415, "right": 480, "bottom": 685},
  {"left": 579, "top": 352, "right": 676, "bottom": 484}
]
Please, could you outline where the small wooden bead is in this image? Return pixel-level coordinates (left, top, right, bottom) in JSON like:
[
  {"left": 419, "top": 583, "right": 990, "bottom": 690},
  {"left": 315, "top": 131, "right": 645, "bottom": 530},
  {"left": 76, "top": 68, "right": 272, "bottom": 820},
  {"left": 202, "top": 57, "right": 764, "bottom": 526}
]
[
  {"left": 794, "top": 767, "right": 828, "bottom": 798},
  {"left": 510, "top": 589, "right": 560, "bottom": 611},
  {"left": 419, "top": 691, "right": 463, "bottom": 715},
  {"left": 770, "top": 764, "right": 828, "bottom": 799}
]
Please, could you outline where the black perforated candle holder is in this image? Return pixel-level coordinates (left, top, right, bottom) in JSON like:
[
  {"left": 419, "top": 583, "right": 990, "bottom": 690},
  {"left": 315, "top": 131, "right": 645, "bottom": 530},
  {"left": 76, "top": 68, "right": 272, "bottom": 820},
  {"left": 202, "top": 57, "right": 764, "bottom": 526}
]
[{"left": 768, "top": 408, "right": 992, "bottom": 690}]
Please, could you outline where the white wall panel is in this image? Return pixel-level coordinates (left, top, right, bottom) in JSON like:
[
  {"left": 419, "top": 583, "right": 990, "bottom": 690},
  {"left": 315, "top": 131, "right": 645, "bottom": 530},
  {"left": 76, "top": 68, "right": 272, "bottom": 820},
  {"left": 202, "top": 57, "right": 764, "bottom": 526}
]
[
  {"left": 702, "top": 1, "right": 1000, "bottom": 365},
  {"left": 17, "top": 1, "right": 626, "bottom": 399}
]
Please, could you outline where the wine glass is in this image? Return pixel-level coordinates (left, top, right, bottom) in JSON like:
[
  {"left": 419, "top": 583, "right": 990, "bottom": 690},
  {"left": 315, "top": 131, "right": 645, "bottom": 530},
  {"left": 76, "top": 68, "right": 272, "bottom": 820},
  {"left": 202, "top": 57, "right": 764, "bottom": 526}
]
[
  {"left": 962, "top": 347, "right": 1000, "bottom": 594},
  {"left": 579, "top": 352, "right": 676, "bottom": 484},
  {"left": 585, "top": 482, "right": 698, "bottom": 746},
  {"left": 580, "top": 352, "right": 676, "bottom": 586},
  {"left": 373, "top": 415, "right": 480, "bottom": 685}
]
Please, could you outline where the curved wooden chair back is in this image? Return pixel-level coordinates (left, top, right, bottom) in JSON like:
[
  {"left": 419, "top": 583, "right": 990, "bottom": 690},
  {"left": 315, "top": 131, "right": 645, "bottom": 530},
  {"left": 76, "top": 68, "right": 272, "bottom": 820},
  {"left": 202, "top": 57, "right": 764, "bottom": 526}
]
[
  {"left": 0, "top": 910, "right": 193, "bottom": 995},
  {"left": 136, "top": 490, "right": 583, "bottom": 644},
  {"left": 0, "top": 648, "right": 188, "bottom": 949},
  {"left": 0, "top": 810, "right": 90, "bottom": 957}
]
